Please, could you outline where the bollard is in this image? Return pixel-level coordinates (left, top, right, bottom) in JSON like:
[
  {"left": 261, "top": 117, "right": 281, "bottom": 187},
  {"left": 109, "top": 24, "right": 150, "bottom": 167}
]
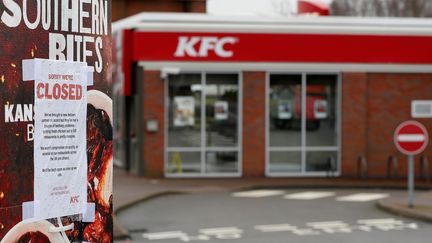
[
  {"left": 326, "top": 156, "right": 336, "bottom": 178},
  {"left": 357, "top": 155, "right": 368, "bottom": 179},
  {"left": 387, "top": 156, "right": 399, "bottom": 179},
  {"left": 420, "top": 155, "right": 430, "bottom": 181}
]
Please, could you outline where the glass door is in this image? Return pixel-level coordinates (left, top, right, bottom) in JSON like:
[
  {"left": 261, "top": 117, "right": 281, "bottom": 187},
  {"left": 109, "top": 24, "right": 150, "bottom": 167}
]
[
  {"left": 167, "top": 74, "right": 202, "bottom": 174},
  {"left": 166, "top": 72, "right": 241, "bottom": 177},
  {"left": 205, "top": 74, "right": 239, "bottom": 173}
]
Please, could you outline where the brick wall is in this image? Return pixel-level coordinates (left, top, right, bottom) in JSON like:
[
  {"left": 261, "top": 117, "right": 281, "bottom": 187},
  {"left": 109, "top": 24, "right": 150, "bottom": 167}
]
[
  {"left": 113, "top": 0, "right": 207, "bottom": 21},
  {"left": 366, "top": 73, "right": 432, "bottom": 178},
  {"left": 242, "top": 72, "right": 266, "bottom": 177},
  {"left": 189, "top": 1, "right": 207, "bottom": 12},
  {"left": 113, "top": 0, "right": 127, "bottom": 22},
  {"left": 341, "top": 73, "right": 368, "bottom": 177},
  {"left": 342, "top": 73, "right": 432, "bottom": 178},
  {"left": 143, "top": 70, "right": 165, "bottom": 177}
]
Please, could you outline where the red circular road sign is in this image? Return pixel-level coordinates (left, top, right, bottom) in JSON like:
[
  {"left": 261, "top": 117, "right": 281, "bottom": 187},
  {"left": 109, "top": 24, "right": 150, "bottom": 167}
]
[{"left": 394, "top": 120, "right": 429, "bottom": 155}]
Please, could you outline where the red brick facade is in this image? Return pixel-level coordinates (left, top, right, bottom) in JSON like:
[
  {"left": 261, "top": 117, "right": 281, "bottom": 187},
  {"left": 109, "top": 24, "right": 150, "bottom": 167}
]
[
  {"left": 242, "top": 72, "right": 266, "bottom": 177},
  {"left": 141, "top": 70, "right": 432, "bottom": 178},
  {"left": 366, "top": 73, "right": 432, "bottom": 178},
  {"left": 143, "top": 70, "right": 165, "bottom": 177},
  {"left": 343, "top": 73, "right": 432, "bottom": 178},
  {"left": 113, "top": 0, "right": 206, "bottom": 21},
  {"left": 341, "top": 73, "right": 368, "bottom": 177}
]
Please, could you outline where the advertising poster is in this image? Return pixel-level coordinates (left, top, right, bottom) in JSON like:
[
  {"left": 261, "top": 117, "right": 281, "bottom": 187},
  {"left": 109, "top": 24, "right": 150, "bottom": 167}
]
[
  {"left": 214, "top": 101, "right": 228, "bottom": 120},
  {"left": 174, "top": 96, "right": 195, "bottom": 127},
  {"left": 0, "top": 1, "right": 113, "bottom": 242},
  {"left": 278, "top": 100, "right": 292, "bottom": 119}
]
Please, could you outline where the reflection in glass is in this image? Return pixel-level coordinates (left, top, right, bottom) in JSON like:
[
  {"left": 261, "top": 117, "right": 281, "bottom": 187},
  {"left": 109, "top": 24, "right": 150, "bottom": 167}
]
[
  {"left": 167, "top": 151, "right": 201, "bottom": 174},
  {"left": 168, "top": 74, "right": 201, "bottom": 147},
  {"left": 205, "top": 151, "right": 238, "bottom": 173},
  {"left": 268, "top": 73, "right": 339, "bottom": 175},
  {"left": 269, "top": 75, "right": 302, "bottom": 147},
  {"left": 269, "top": 152, "right": 301, "bottom": 173},
  {"left": 306, "top": 75, "right": 338, "bottom": 146},
  {"left": 167, "top": 73, "right": 240, "bottom": 176},
  {"left": 206, "top": 74, "right": 239, "bottom": 147},
  {"left": 306, "top": 151, "right": 338, "bottom": 172}
]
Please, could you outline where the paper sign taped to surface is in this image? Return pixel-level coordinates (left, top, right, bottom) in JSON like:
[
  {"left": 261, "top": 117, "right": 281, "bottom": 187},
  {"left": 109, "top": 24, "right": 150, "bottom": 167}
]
[
  {"left": 174, "top": 96, "right": 195, "bottom": 127},
  {"left": 29, "top": 59, "right": 88, "bottom": 220},
  {"left": 214, "top": 101, "right": 229, "bottom": 120}
]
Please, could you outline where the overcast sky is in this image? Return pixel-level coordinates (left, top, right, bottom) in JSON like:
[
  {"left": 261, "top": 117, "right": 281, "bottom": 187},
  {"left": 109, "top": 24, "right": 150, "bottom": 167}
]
[{"left": 207, "top": 0, "right": 333, "bottom": 16}]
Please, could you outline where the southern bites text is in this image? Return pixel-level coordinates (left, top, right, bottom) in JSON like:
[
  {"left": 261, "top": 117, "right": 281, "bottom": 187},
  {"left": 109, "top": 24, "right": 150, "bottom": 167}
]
[{"left": 1, "top": 0, "right": 109, "bottom": 73}]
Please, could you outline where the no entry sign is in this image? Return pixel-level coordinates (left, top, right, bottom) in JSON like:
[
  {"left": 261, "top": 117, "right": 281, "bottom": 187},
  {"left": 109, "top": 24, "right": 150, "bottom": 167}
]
[{"left": 394, "top": 120, "right": 429, "bottom": 155}]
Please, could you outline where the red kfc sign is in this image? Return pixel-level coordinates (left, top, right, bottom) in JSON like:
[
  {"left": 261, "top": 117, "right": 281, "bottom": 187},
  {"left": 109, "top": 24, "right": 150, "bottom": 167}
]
[
  {"left": 174, "top": 36, "right": 238, "bottom": 58},
  {"left": 131, "top": 31, "right": 432, "bottom": 64}
]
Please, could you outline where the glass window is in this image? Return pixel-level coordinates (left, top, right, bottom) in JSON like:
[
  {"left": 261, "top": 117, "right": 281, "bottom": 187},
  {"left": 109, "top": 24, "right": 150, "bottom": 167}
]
[
  {"left": 306, "top": 151, "right": 338, "bottom": 172},
  {"left": 306, "top": 75, "right": 338, "bottom": 147},
  {"left": 206, "top": 74, "right": 239, "bottom": 147},
  {"left": 269, "top": 75, "right": 302, "bottom": 147},
  {"left": 269, "top": 151, "right": 301, "bottom": 173},
  {"left": 268, "top": 73, "right": 339, "bottom": 176},
  {"left": 167, "top": 151, "right": 201, "bottom": 174},
  {"left": 205, "top": 151, "right": 239, "bottom": 173},
  {"left": 168, "top": 74, "right": 202, "bottom": 147}
]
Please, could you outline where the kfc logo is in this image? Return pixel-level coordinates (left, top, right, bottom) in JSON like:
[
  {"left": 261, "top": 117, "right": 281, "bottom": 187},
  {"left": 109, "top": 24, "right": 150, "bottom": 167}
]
[
  {"left": 174, "top": 36, "right": 238, "bottom": 58},
  {"left": 70, "top": 195, "right": 80, "bottom": 204}
]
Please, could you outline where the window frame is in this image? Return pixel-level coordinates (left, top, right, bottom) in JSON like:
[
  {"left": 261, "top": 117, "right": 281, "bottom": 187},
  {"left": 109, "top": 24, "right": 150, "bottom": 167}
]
[
  {"left": 165, "top": 71, "right": 243, "bottom": 178},
  {"left": 266, "top": 72, "right": 342, "bottom": 177}
]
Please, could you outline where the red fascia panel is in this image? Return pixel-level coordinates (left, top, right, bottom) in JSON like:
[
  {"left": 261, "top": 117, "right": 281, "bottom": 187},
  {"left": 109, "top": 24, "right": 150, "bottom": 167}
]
[{"left": 131, "top": 31, "right": 432, "bottom": 64}]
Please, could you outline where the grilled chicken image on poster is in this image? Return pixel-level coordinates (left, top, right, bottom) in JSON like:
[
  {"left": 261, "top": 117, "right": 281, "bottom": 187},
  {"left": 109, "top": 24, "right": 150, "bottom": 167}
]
[{"left": 0, "top": 0, "right": 113, "bottom": 242}]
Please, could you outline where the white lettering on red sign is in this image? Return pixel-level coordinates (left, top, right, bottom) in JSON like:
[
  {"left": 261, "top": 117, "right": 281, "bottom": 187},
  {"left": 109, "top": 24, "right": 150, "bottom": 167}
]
[
  {"left": 174, "top": 36, "right": 237, "bottom": 58},
  {"left": 394, "top": 120, "right": 429, "bottom": 155}
]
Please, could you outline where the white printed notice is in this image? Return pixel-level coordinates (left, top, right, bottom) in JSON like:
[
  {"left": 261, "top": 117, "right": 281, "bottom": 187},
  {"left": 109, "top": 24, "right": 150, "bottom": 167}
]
[{"left": 26, "top": 59, "right": 89, "bottom": 220}]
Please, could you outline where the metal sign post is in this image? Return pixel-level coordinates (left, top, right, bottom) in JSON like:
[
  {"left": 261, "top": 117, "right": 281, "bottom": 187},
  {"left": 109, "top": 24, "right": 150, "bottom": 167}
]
[
  {"left": 408, "top": 155, "right": 414, "bottom": 208},
  {"left": 394, "top": 120, "right": 428, "bottom": 208}
]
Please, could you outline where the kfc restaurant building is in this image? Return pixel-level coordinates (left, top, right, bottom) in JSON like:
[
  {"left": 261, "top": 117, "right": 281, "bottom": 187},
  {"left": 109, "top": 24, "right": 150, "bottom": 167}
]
[{"left": 113, "top": 13, "right": 432, "bottom": 179}]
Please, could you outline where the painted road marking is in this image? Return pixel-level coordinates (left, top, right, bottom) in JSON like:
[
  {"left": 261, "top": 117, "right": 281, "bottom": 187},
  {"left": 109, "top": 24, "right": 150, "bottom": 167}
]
[
  {"left": 199, "top": 227, "right": 243, "bottom": 239},
  {"left": 307, "top": 221, "right": 348, "bottom": 227},
  {"left": 255, "top": 224, "right": 296, "bottom": 232},
  {"left": 336, "top": 193, "right": 389, "bottom": 202},
  {"left": 141, "top": 218, "right": 418, "bottom": 241},
  {"left": 358, "top": 218, "right": 402, "bottom": 224},
  {"left": 231, "top": 190, "right": 285, "bottom": 198},
  {"left": 284, "top": 191, "right": 336, "bottom": 200},
  {"left": 142, "top": 231, "right": 188, "bottom": 240},
  {"left": 397, "top": 134, "right": 426, "bottom": 142},
  {"left": 307, "top": 221, "right": 352, "bottom": 233},
  {"left": 199, "top": 227, "right": 243, "bottom": 234},
  {"left": 357, "top": 218, "right": 418, "bottom": 231}
]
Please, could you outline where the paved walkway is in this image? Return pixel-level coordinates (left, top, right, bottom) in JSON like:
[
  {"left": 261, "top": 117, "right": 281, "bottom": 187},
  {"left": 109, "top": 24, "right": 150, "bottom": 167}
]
[
  {"left": 378, "top": 191, "right": 432, "bottom": 223},
  {"left": 113, "top": 168, "right": 432, "bottom": 240}
]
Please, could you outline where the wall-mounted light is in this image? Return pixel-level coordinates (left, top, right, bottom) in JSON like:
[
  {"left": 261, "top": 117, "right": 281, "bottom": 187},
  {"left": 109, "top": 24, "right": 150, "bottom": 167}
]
[
  {"left": 146, "top": 119, "right": 159, "bottom": 133},
  {"left": 160, "top": 67, "right": 181, "bottom": 79}
]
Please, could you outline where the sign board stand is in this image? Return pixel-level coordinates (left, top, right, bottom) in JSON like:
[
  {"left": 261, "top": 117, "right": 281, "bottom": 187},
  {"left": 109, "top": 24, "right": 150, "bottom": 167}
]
[
  {"left": 394, "top": 120, "right": 429, "bottom": 208},
  {"left": 408, "top": 155, "right": 414, "bottom": 208}
]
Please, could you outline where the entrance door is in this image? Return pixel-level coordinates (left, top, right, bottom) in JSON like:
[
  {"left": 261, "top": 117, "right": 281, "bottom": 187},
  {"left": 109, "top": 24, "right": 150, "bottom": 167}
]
[{"left": 166, "top": 72, "right": 241, "bottom": 177}]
